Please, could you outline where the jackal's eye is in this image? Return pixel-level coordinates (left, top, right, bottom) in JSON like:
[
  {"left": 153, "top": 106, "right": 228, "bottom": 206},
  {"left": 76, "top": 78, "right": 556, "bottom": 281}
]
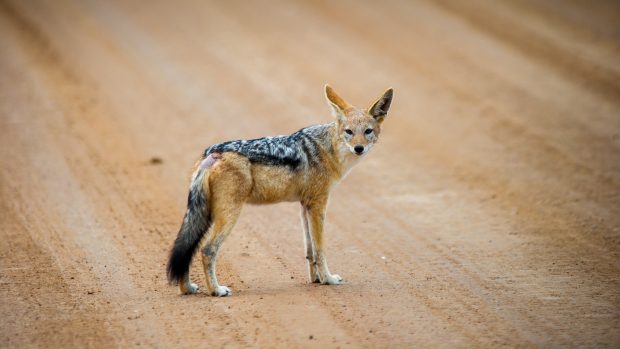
[
  {"left": 364, "top": 128, "right": 373, "bottom": 135},
  {"left": 344, "top": 129, "right": 353, "bottom": 135}
]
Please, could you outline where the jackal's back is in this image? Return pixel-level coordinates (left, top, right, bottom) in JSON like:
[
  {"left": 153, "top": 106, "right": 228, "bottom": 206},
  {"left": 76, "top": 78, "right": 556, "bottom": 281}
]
[{"left": 204, "top": 123, "right": 333, "bottom": 172}]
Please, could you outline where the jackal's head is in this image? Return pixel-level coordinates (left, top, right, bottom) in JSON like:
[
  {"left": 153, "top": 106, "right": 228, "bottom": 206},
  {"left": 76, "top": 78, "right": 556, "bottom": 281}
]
[{"left": 325, "top": 84, "right": 393, "bottom": 156}]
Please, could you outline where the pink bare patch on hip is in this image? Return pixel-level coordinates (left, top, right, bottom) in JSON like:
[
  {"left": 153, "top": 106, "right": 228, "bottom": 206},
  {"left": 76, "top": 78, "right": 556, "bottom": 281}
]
[{"left": 200, "top": 153, "right": 221, "bottom": 169}]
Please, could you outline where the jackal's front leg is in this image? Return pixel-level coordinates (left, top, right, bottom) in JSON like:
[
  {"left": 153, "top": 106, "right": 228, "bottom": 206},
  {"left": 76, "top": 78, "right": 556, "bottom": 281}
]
[
  {"left": 301, "top": 205, "right": 320, "bottom": 283},
  {"left": 307, "top": 201, "right": 343, "bottom": 285}
]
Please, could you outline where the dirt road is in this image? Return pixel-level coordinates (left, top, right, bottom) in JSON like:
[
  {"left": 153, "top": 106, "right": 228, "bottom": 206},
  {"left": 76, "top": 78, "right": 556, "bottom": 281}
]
[{"left": 1, "top": 0, "right": 619, "bottom": 347}]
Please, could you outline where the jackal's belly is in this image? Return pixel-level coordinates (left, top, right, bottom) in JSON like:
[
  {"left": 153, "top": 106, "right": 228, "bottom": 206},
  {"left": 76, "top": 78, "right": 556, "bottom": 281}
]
[{"left": 246, "top": 164, "right": 302, "bottom": 204}]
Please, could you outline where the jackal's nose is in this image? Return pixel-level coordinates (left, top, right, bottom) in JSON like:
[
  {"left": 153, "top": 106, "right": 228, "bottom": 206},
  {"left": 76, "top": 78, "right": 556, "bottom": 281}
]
[{"left": 354, "top": 145, "right": 364, "bottom": 154}]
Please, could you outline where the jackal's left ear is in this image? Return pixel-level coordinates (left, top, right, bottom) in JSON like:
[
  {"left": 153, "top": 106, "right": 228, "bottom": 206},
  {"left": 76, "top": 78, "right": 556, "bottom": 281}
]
[
  {"left": 369, "top": 88, "right": 393, "bottom": 123},
  {"left": 325, "top": 84, "right": 350, "bottom": 120}
]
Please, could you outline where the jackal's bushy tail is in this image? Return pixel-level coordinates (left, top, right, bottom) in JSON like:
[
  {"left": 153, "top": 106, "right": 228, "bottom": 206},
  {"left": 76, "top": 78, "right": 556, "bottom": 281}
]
[{"left": 167, "top": 167, "right": 211, "bottom": 284}]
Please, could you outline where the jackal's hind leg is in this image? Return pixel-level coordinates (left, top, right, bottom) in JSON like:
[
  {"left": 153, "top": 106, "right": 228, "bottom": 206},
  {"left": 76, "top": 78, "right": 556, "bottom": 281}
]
[
  {"left": 179, "top": 273, "right": 199, "bottom": 294},
  {"left": 200, "top": 154, "right": 251, "bottom": 297},
  {"left": 201, "top": 204, "right": 243, "bottom": 297},
  {"left": 301, "top": 205, "right": 320, "bottom": 283}
]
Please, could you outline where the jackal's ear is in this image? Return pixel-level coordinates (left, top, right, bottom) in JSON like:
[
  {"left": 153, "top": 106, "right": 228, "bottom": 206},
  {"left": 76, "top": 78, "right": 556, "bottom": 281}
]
[
  {"left": 369, "top": 88, "right": 393, "bottom": 123},
  {"left": 325, "top": 84, "right": 350, "bottom": 120}
]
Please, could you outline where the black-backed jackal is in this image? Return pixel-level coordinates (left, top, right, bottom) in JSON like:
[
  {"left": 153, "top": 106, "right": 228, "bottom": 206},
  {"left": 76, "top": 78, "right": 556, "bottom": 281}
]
[{"left": 167, "top": 85, "right": 393, "bottom": 296}]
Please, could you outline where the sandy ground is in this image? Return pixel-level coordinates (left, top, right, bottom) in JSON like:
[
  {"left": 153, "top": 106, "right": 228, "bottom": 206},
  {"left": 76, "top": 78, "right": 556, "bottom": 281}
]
[{"left": 1, "top": 0, "right": 619, "bottom": 348}]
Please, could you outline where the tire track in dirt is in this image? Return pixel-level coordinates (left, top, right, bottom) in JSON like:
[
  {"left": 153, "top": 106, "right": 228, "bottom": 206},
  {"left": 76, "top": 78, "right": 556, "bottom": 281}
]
[
  {"left": 434, "top": 0, "right": 620, "bottom": 102},
  {"left": 0, "top": 202, "right": 118, "bottom": 349},
  {"left": 0, "top": 8, "right": 177, "bottom": 347}
]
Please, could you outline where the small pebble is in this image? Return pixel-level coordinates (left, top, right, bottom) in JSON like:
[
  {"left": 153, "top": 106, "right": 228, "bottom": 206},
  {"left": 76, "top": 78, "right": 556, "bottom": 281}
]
[{"left": 149, "top": 157, "right": 163, "bottom": 165}]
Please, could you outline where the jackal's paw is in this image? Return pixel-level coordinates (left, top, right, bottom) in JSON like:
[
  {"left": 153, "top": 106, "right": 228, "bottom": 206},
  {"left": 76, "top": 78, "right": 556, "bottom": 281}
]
[
  {"left": 181, "top": 283, "right": 200, "bottom": 294},
  {"left": 211, "top": 286, "right": 232, "bottom": 297},
  {"left": 323, "top": 274, "right": 343, "bottom": 285}
]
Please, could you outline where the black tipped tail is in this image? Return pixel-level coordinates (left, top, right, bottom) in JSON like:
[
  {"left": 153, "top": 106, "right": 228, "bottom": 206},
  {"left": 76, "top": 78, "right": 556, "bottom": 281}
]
[{"left": 167, "top": 168, "right": 211, "bottom": 284}]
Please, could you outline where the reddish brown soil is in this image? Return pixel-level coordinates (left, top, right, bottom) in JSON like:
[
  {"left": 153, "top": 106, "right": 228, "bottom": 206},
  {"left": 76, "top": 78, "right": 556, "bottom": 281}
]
[{"left": 1, "top": 0, "right": 619, "bottom": 348}]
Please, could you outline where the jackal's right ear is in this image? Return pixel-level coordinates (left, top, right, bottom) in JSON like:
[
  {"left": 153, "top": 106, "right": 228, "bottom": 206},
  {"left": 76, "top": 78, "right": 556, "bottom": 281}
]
[{"left": 325, "top": 84, "right": 350, "bottom": 120}]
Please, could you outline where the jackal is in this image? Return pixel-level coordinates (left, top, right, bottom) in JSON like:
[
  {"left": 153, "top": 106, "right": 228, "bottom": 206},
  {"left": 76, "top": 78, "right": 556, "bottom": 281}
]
[{"left": 167, "top": 85, "right": 393, "bottom": 296}]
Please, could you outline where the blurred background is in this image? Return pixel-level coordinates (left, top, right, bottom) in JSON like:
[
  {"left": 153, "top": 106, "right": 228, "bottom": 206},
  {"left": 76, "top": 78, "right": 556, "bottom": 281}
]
[{"left": 1, "top": 0, "right": 619, "bottom": 348}]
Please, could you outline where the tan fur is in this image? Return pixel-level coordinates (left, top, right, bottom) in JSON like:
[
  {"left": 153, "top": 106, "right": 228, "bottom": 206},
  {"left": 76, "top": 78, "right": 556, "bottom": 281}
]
[{"left": 181, "top": 85, "right": 393, "bottom": 296}]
